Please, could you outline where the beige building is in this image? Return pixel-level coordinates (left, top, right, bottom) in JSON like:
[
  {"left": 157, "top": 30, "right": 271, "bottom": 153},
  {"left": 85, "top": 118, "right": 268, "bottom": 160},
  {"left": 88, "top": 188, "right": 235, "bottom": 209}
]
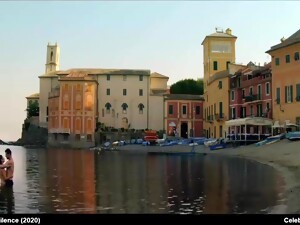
[
  {"left": 266, "top": 29, "right": 300, "bottom": 129},
  {"left": 32, "top": 43, "right": 169, "bottom": 145},
  {"left": 202, "top": 28, "right": 237, "bottom": 138}
]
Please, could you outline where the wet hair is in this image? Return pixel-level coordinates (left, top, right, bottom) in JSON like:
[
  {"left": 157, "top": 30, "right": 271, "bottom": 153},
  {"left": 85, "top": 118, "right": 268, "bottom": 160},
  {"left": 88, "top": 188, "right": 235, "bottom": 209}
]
[
  {"left": 5, "top": 149, "right": 11, "bottom": 155},
  {"left": 0, "top": 155, "right": 4, "bottom": 165}
]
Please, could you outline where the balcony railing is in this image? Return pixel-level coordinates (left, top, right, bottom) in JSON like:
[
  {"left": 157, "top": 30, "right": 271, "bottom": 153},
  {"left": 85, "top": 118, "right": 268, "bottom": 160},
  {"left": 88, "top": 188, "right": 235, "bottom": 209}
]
[
  {"left": 244, "top": 94, "right": 262, "bottom": 102},
  {"left": 215, "top": 113, "right": 225, "bottom": 121}
]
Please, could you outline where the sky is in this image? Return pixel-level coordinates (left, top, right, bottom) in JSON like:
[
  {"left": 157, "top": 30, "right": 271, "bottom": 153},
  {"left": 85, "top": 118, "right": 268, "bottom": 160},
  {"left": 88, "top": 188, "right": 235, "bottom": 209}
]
[{"left": 0, "top": 1, "right": 299, "bottom": 141}]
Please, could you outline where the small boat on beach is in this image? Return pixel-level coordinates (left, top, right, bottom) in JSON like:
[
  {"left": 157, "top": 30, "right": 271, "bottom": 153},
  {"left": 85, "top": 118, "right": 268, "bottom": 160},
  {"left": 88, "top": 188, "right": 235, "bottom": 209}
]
[{"left": 286, "top": 131, "right": 300, "bottom": 141}]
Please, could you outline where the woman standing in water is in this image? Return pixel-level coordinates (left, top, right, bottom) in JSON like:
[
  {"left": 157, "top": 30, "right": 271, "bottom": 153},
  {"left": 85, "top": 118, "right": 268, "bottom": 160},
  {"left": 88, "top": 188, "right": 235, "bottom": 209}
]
[{"left": 0, "top": 155, "right": 7, "bottom": 187}]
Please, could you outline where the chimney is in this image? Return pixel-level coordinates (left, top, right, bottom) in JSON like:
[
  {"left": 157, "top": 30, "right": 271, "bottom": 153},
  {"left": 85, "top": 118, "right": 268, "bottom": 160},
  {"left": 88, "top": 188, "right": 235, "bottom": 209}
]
[
  {"left": 226, "top": 28, "right": 232, "bottom": 35},
  {"left": 280, "top": 37, "right": 285, "bottom": 43}
]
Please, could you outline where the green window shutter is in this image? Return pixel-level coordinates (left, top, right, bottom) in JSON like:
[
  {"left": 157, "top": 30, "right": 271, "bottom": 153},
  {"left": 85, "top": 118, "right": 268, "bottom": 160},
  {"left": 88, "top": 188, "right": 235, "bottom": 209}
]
[
  {"left": 276, "top": 87, "right": 280, "bottom": 104},
  {"left": 291, "top": 85, "right": 293, "bottom": 102},
  {"left": 296, "top": 84, "right": 300, "bottom": 101},
  {"left": 285, "top": 86, "right": 287, "bottom": 103}
]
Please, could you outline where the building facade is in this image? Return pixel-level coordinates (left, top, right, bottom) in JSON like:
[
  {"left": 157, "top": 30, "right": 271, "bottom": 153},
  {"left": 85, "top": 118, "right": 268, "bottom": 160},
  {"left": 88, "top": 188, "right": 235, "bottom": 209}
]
[
  {"left": 164, "top": 94, "right": 204, "bottom": 138},
  {"left": 202, "top": 28, "right": 237, "bottom": 138},
  {"left": 266, "top": 29, "right": 300, "bottom": 129}
]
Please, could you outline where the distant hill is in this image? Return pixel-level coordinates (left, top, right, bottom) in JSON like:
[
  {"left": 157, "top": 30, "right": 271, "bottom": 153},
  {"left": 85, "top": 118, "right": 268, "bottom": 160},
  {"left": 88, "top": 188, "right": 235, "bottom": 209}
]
[{"left": 0, "top": 139, "right": 8, "bottom": 145}]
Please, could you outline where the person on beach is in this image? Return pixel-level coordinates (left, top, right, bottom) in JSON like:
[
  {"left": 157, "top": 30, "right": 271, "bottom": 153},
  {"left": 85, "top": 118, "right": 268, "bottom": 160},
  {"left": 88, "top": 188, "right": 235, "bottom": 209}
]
[
  {"left": 0, "top": 155, "right": 7, "bottom": 187},
  {"left": 0, "top": 149, "right": 14, "bottom": 188}
]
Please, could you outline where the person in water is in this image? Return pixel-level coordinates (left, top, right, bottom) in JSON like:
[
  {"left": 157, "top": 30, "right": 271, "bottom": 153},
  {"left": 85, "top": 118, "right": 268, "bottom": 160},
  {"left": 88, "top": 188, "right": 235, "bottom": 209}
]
[
  {"left": 0, "top": 149, "right": 14, "bottom": 187},
  {"left": 0, "top": 155, "right": 7, "bottom": 187}
]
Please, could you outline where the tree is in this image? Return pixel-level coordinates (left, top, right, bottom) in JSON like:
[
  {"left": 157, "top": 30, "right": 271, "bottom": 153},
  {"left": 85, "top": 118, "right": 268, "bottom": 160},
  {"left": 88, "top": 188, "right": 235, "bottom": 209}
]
[
  {"left": 26, "top": 101, "right": 39, "bottom": 118},
  {"left": 170, "top": 78, "right": 203, "bottom": 95}
]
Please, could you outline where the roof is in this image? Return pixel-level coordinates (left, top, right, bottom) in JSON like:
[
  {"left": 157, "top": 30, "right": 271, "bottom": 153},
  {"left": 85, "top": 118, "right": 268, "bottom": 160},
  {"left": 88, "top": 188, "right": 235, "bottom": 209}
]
[
  {"left": 38, "top": 70, "right": 60, "bottom": 78},
  {"left": 225, "top": 117, "right": 273, "bottom": 127},
  {"left": 150, "top": 72, "right": 169, "bottom": 79},
  {"left": 26, "top": 93, "right": 39, "bottom": 99},
  {"left": 57, "top": 68, "right": 151, "bottom": 76},
  {"left": 208, "top": 70, "right": 229, "bottom": 84},
  {"left": 164, "top": 94, "right": 204, "bottom": 101},
  {"left": 202, "top": 30, "right": 237, "bottom": 44},
  {"left": 266, "top": 29, "right": 300, "bottom": 53}
]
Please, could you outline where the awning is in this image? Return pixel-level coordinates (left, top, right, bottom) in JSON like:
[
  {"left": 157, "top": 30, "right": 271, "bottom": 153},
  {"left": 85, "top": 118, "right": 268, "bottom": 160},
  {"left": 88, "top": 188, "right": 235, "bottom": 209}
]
[
  {"left": 169, "top": 122, "right": 176, "bottom": 127},
  {"left": 225, "top": 117, "right": 273, "bottom": 127}
]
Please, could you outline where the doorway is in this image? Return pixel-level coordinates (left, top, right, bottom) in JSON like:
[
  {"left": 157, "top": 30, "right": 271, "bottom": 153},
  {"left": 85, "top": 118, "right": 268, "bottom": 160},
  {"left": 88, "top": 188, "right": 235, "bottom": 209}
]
[{"left": 181, "top": 122, "right": 188, "bottom": 138}]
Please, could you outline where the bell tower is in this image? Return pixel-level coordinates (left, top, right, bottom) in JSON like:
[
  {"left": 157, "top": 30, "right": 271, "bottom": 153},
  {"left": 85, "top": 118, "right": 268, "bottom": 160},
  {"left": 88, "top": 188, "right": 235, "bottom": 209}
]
[{"left": 45, "top": 42, "right": 60, "bottom": 73}]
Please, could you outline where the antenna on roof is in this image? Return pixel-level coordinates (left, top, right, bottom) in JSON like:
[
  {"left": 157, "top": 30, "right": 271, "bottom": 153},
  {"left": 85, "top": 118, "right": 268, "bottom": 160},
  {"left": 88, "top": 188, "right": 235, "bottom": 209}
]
[{"left": 215, "top": 27, "right": 223, "bottom": 33}]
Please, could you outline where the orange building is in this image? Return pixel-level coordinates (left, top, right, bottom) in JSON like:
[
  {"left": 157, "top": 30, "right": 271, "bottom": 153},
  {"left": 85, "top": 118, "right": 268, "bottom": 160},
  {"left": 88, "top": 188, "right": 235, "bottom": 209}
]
[
  {"left": 266, "top": 29, "right": 300, "bottom": 129},
  {"left": 48, "top": 71, "right": 98, "bottom": 148}
]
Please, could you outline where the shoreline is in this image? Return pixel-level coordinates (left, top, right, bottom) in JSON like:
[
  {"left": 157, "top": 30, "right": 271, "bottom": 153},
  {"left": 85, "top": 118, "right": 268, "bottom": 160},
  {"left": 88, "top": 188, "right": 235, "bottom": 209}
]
[{"left": 119, "top": 140, "right": 300, "bottom": 213}]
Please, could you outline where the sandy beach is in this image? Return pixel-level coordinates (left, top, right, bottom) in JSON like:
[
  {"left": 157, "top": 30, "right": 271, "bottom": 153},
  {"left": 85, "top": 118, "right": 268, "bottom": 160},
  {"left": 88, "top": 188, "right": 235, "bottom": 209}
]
[{"left": 119, "top": 139, "right": 300, "bottom": 213}]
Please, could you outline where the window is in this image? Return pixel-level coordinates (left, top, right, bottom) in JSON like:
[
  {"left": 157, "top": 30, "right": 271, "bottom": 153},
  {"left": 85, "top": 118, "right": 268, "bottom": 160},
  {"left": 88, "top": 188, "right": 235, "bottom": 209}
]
[
  {"left": 169, "top": 105, "right": 173, "bottom": 115},
  {"left": 138, "top": 103, "right": 144, "bottom": 114},
  {"left": 219, "top": 102, "right": 223, "bottom": 116},
  {"left": 231, "top": 90, "right": 235, "bottom": 101},
  {"left": 87, "top": 134, "right": 92, "bottom": 142},
  {"left": 76, "top": 84, "right": 81, "bottom": 91},
  {"left": 196, "top": 106, "right": 200, "bottom": 115},
  {"left": 226, "top": 61, "right": 230, "bottom": 69},
  {"left": 214, "top": 103, "right": 216, "bottom": 115},
  {"left": 105, "top": 102, "right": 111, "bottom": 114},
  {"left": 63, "top": 94, "right": 69, "bottom": 110},
  {"left": 139, "top": 89, "right": 143, "bottom": 96},
  {"left": 242, "top": 107, "right": 246, "bottom": 118},
  {"left": 75, "top": 94, "right": 81, "bottom": 110},
  {"left": 266, "top": 102, "right": 270, "bottom": 111},
  {"left": 286, "top": 55, "right": 290, "bottom": 63},
  {"left": 285, "top": 85, "right": 293, "bottom": 103},
  {"left": 250, "top": 106, "right": 253, "bottom": 116},
  {"left": 276, "top": 87, "right": 280, "bottom": 104},
  {"left": 257, "top": 104, "right": 262, "bottom": 117},
  {"left": 106, "top": 89, "right": 110, "bottom": 96},
  {"left": 139, "top": 75, "right": 143, "bottom": 81},
  {"left": 295, "top": 52, "right": 300, "bottom": 61},
  {"left": 266, "top": 82, "right": 270, "bottom": 96},
  {"left": 242, "top": 89, "right": 245, "bottom": 98},
  {"left": 182, "top": 105, "right": 187, "bottom": 115},
  {"left": 123, "top": 75, "right": 127, "bottom": 81},
  {"left": 63, "top": 134, "right": 69, "bottom": 141},
  {"left": 122, "top": 103, "right": 128, "bottom": 114},
  {"left": 218, "top": 81, "right": 222, "bottom": 89},
  {"left": 75, "top": 118, "right": 81, "bottom": 131},
  {"left": 75, "top": 134, "right": 80, "bottom": 141},
  {"left": 231, "top": 107, "right": 236, "bottom": 119},
  {"left": 257, "top": 85, "right": 262, "bottom": 100},
  {"left": 275, "top": 58, "right": 280, "bottom": 66},
  {"left": 123, "top": 89, "right": 127, "bottom": 96},
  {"left": 219, "top": 125, "right": 223, "bottom": 138},
  {"left": 107, "top": 75, "right": 110, "bottom": 81},
  {"left": 296, "top": 84, "right": 300, "bottom": 102},
  {"left": 237, "top": 77, "right": 241, "bottom": 88},
  {"left": 213, "top": 61, "right": 218, "bottom": 70},
  {"left": 249, "top": 87, "right": 253, "bottom": 95}
]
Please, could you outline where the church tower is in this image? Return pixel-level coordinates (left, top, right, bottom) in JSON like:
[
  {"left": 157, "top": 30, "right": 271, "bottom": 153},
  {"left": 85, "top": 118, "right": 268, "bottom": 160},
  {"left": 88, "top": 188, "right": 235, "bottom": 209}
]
[{"left": 45, "top": 43, "right": 60, "bottom": 73}]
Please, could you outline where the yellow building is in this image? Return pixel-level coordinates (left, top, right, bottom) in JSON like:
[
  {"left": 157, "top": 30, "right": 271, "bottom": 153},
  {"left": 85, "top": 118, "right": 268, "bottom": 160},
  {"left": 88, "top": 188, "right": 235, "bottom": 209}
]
[
  {"left": 202, "top": 28, "right": 237, "bottom": 138},
  {"left": 266, "top": 29, "right": 300, "bottom": 129}
]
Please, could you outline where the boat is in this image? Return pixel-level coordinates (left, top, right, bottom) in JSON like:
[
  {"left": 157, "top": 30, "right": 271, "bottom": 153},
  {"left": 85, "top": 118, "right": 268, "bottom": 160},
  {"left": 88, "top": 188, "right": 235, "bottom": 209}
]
[
  {"left": 286, "top": 131, "right": 300, "bottom": 141},
  {"left": 255, "top": 133, "right": 284, "bottom": 146},
  {"left": 143, "top": 130, "right": 158, "bottom": 145},
  {"left": 204, "top": 138, "right": 218, "bottom": 147},
  {"left": 209, "top": 139, "right": 226, "bottom": 150}
]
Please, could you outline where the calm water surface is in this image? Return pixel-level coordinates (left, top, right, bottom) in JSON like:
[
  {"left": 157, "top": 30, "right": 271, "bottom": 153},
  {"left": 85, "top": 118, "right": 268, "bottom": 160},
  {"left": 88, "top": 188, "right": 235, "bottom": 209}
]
[{"left": 0, "top": 146, "right": 285, "bottom": 214}]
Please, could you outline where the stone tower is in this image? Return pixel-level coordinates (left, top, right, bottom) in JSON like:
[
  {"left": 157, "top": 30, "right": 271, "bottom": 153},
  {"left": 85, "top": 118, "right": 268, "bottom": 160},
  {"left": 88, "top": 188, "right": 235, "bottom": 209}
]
[{"left": 45, "top": 43, "right": 60, "bottom": 73}]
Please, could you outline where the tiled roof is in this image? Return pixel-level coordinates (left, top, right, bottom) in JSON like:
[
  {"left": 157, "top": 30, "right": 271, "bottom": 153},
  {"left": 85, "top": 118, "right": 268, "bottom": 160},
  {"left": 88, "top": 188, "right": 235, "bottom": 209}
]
[
  {"left": 26, "top": 93, "right": 39, "bottom": 99},
  {"left": 150, "top": 72, "right": 169, "bottom": 79},
  {"left": 57, "top": 68, "right": 151, "bottom": 76},
  {"left": 164, "top": 94, "right": 204, "bottom": 101},
  {"left": 266, "top": 29, "right": 300, "bottom": 53}
]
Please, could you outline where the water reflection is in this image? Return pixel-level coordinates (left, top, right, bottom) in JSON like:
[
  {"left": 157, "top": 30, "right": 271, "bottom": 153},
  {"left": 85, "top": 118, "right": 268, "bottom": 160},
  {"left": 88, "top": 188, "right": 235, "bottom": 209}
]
[{"left": 0, "top": 146, "right": 285, "bottom": 213}]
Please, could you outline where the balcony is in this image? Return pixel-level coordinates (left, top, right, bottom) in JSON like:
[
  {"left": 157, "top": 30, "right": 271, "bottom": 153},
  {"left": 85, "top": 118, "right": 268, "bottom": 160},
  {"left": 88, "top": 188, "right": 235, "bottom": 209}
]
[
  {"left": 215, "top": 113, "right": 225, "bottom": 121},
  {"left": 207, "top": 115, "right": 214, "bottom": 123},
  {"left": 244, "top": 94, "right": 262, "bottom": 102}
]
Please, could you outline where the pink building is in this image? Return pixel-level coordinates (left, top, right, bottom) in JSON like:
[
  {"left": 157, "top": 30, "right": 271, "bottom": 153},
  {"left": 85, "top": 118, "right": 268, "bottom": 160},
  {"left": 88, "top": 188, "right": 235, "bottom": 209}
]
[
  {"left": 227, "top": 62, "right": 273, "bottom": 141},
  {"left": 164, "top": 94, "right": 204, "bottom": 138}
]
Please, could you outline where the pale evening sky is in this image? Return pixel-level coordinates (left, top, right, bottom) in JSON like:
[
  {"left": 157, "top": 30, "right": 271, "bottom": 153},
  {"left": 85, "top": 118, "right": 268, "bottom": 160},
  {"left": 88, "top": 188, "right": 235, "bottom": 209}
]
[{"left": 0, "top": 1, "right": 299, "bottom": 141}]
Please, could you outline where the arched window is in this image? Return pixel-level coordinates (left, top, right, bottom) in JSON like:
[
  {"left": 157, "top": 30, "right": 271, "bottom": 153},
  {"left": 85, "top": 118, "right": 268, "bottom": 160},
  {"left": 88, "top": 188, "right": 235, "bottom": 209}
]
[
  {"left": 87, "top": 119, "right": 92, "bottom": 132},
  {"left": 105, "top": 102, "right": 112, "bottom": 114},
  {"left": 75, "top": 118, "right": 81, "bottom": 132},
  {"left": 63, "top": 94, "right": 69, "bottom": 110},
  {"left": 138, "top": 103, "right": 144, "bottom": 114},
  {"left": 85, "top": 94, "right": 93, "bottom": 110},
  {"left": 63, "top": 117, "right": 69, "bottom": 129},
  {"left": 75, "top": 94, "right": 81, "bottom": 110},
  {"left": 121, "top": 103, "right": 128, "bottom": 114},
  {"left": 50, "top": 51, "right": 53, "bottom": 61}
]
